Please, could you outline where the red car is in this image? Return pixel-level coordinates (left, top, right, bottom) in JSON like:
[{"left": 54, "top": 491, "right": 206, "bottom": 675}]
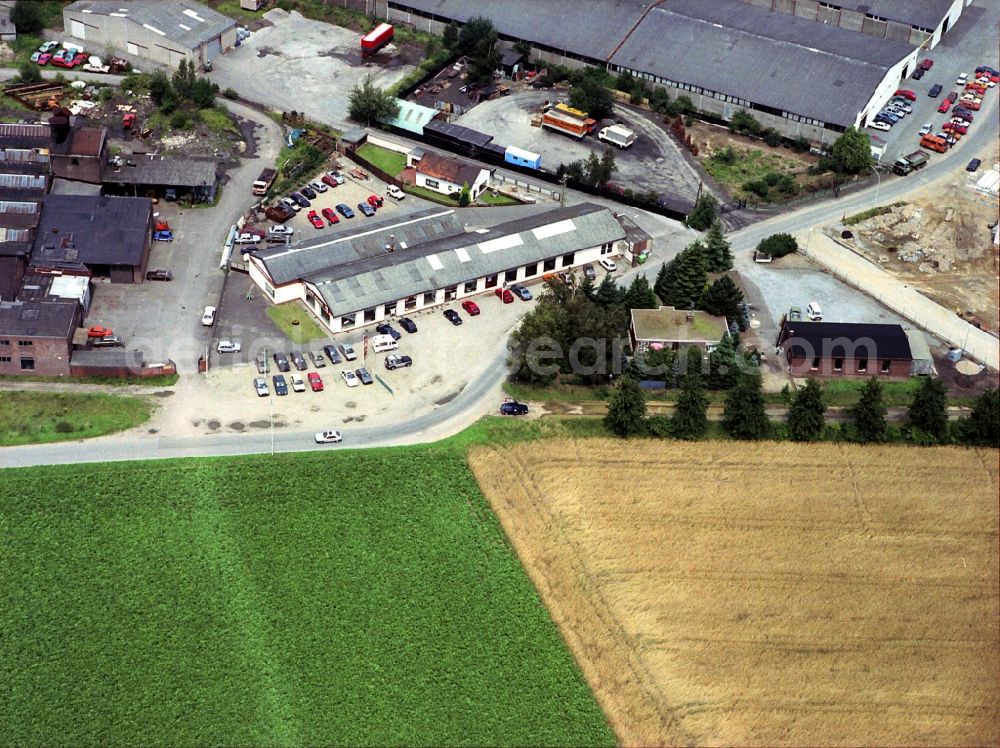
[
  {"left": 69, "top": 52, "right": 87, "bottom": 67},
  {"left": 36, "top": 53, "right": 52, "bottom": 65},
  {"left": 937, "top": 99, "right": 952, "bottom": 113},
  {"left": 461, "top": 300, "right": 481, "bottom": 316},
  {"left": 87, "top": 325, "right": 113, "bottom": 338},
  {"left": 50, "top": 54, "right": 71, "bottom": 68},
  {"left": 321, "top": 174, "right": 338, "bottom": 189},
  {"left": 495, "top": 288, "right": 514, "bottom": 303},
  {"left": 321, "top": 207, "right": 339, "bottom": 225},
  {"left": 307, "top": 372, "right": 324, "bottom": 392},
  {"left": 947, "top": 120, "right": 968, "bottom": 134},
  {"left": 893, "top": 89, "right": 917, "bottom": 101},
  {"left": 307, "top": 210, "right": 324, "bottom": 229},
  {"left": 366, "top": 194, "right": 384, "bottom": 209},
  {"left": 965, "top": 82, "right": 987, "bottom": 95},
  {"left": 919, "top": 58, "right": 933, "bottom": 70}
]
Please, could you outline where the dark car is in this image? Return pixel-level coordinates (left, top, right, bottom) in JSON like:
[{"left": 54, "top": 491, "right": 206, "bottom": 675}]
[
  {"left": 290, "top": 192, "right": 311, "bottom": 208},
  {"left": 911, "top": 67, "right": 924, "bottom": 80},
  {"left": 500, "top": 400, "right": 529, "bottom": 416},
  {"left": 966, "top": 158, "right": 982, "bottom": 172},
  {"left": 323, "top": 344, "right": 342, "bottom": 365},
  {"left": 952, "top": 108, "right": 974, "bottom": 121},
  {"left": 290, "top": 351, "right": 308, "bottom": 371},
  {"left": 375, "top": 323, "right": 401, "bottom": 340},
  {"left": 273, "top": 351, "right": 290, "bottom": 372},
  {"left": 583, "top": 264, "right": 597, "bottom": 281},
  {"left": 145, "top": 269, "right": 173, "bottom": 281},
  {"left": 357, "top": 202, "right": 375, "bottom": 217},
  {"left": 356, "top": 367, "right": 374, "bottom": 385},
  {"left": 510, "top": 283, "right": 532, "bottom": 301},
  {"left": 443, "top": 309, "right": 463, "bottom": 325},
  {"left": 300, "top": 185, "right": 317, "bottom": 199},
  {"left": 384, "top": 354, "right": 413, "bottom": 370},
  {"left": 273, "top": 374, "right": 289, "bottom": 395},
  {"left": 92, "top": 335, "right": 123, "bottom": 347},
  {"left": 399, "top": 317, "right": 418, "bottom": 334},
  {"left": 928, "top": 84, "right": 943, "bottom": 97},
  {"left": 336, "top": 203, "right": 355, "bottom": 219},
  {"left": 309, "top": 350, "right": 327, "bottom": 368}
]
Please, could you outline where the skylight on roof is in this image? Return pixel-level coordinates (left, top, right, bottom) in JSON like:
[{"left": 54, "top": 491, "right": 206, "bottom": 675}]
[
  {"left": 454, "top": 247, "right": 471, "bottom": 263},
  {"left": 532, "top": 219, "right": 575, "bottom": 241},
  {"left": 142, "top": 23, "right": 166, "bottom": 36},
  {"left": 478, "top": 234, "right": 523, "bottom": 254},
  {"left": 183, "top": 8, "right": 207, "bottom": 22},
  {"left": 427, "top": 254, "right": 444, "bottom": 271}
]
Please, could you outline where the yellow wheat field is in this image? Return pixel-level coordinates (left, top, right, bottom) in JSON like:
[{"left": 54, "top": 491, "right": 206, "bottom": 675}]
[{"left": 469, "top": 439, "right": 1000, "bottom": 747}]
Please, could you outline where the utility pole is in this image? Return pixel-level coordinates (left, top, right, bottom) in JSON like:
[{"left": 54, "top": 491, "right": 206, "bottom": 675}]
[{"left": 559, "top": 173, "right": 568, "bottom": 207}]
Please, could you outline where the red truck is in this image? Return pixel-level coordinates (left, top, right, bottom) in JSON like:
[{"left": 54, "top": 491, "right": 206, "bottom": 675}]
[{"left": 361, "top": 23, "right": 393, "bottom": 56}]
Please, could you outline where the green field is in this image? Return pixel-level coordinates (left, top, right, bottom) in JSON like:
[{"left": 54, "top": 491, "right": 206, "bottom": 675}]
[
  {"left": 0, "top": 437, "right": 614, "bottom": 746},
  {"left": 0, "top": 391, "right": 152, "bottom": 446}
]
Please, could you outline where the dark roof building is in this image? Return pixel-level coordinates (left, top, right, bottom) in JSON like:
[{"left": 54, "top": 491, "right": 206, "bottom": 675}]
[
  {"left": 778, "top": 320, "right": 913, "bottom": 378},
  {"left": 102, "top": 155, "right": 218, "bottom": 202},
  {"left": 0, "top": 299, "right": 82, "bottom": 377}
]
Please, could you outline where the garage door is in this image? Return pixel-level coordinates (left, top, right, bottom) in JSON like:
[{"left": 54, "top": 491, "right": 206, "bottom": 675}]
[
  {"left": 204, "top": 36, "right": 222, "bottom": 62},
  {"left": 70, "top": 19, "right": 86, "bottom": 39}
]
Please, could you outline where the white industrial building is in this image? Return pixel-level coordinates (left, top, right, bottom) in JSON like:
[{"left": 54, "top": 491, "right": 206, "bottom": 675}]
[
  {"left": 63, "top": 0, "right": 236, "bottom": 70},
  {"left": 247, "top": 203, "right": 648, "bottom": 334}
]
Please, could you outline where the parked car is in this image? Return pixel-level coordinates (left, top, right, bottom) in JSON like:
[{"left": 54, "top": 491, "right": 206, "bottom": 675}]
[
  {"left": 583, "top": 264, "right": 597, "bottom": 281},
  {"left": 386, "top": 185, "right": 405, "bottom": 200},
  {"left": 367, "top": 194, "right": 384, "bottom": 208},
  {"left": 966, "top": 158, "right": 982, "bottom": 172},
  {"left": 145, "top": 269, "right": 173, "bottom": 281},
  {"left": 307, "top": 210, "right": 324, "bottom": 229},
  {"left": 952, "top": 108, "right": 974, "bottom": 121},
  {"left": 300, "top": 185, "right": 317, "bottom": 200},
  {"left": 918, "top": 122, "right": 933, "bottom": 135},
  {"left": 341, "top": 369, "right": 360, "bottom": 387},
  {"left": 399, "top": 317, "right": 418, "bottom": 333},
  {"left": 323, "top": 344, "right": 342, "bottom": 364},
  {"left": 290, "top": 373, "right": 306, "bottom": 392},
  {"left": 946, "top": 120, "right": 968, "bottom": 135},
  {"left": 38, "top": 40, "right": 59, "bottom": 53},
  {"left": 357, "top": 202, "right": 375, "bottom": 217},
  {"left": 201, "top": 306, "right": 216, "bottom": 326},
  {"left": 321, "top": 207, "right": 339, "bottom": 225},
  {"left": 340, "top": 343, "right": 358, "bottom": 361},
  {"left": 308, "top": 372, "right": 324, "bottom": 391},
  {"left": 290, "top": 192, "right": 311, "bottom": 208},
  {"left": 919, "top": 58, "right": 934, "bottom": 70},
  {"left": 216, "top": 340, "right": 241, "bottom": 353},
  {"left": 326, "top": 170, "right": 345, "bottom": 185},
  {"left": 273, "top": 351, "right": 290, "bottom": 372},
  {"left": 280, "top": 197, "right": 301, "bottom": 213},
  {"left": 888, "top": 99, "right": 912, "bottom": 113},
  {"left": 910, "top": 67, "right": 924, "bottom": 80},
  {"left": 356, "top": 367, "right": 373, "bottom": 385},
  {"left": 254, "top": 377, "right": 269, "bottom": 397},
  {"left": 153, "top": 230, "right": 173, "bottom": 241},
  {"left": 461, "top": 300, "right": 481, "bottom": 316},
  {"left": 384, "top": 354, "right": 413, "bottom": 370},
  {"left": 255, "top": 353, "right": 269, "bottom": 374},
  {"left": 928, "top": 84, "right": 943, "bottom": 97},
  {"left": 893, "top": 89, "right": 916, "bottom": 101},
  {"left": 500, "top": 400, "right": 529, "bottom": 416},
  {"left": 946, "top": 90, "right": 959, "bottom": 102},
  {"left": 443, "top": 309, "right": 463, "bottom": 325},
  {"left": 599, "top": 258, "right": 618, "bottom": 272},
  {"left": 234, "top": 233, "right": 261, "bottom": 245},
  {"left": 375, "top": 323, "right": 401, "bottom": 340},
  {"left": 937, "top": 99, "right": 953, "bottom": 113},
  {"left": 273, "top": 374, "right": 288, "bottom": 395},
  {"left": 336, "top": 203, "right": 355, "bottom": 219},
  {"left": 309, "top": 180, "right": 328, "bottom": 193},
  {"left": 321, "top": 174, "right": 339, "bottom": 189},
  {"left": 92, "top": 335, "right": 123, "bottom": 347},
  {"left": 956, "top": 72, "right": 968, "bottom": 85},
  {"left": 788, "top": 307, "right": 802, "bottom": 322},
  {"left": 290, "top": 351, "right": 308, "bottom": 371},
  {"left": 309, "top": 350, "right": 327, "bottom": 368},
  {"left": 315, "top": 429, "right": 342, "bottom": 444},
  {"left": 268, "top": 224, "right": 294, "bottom": 238},
  {"left": 87, "top": 325, "right": 113, "bottom": 337},
  {"left": 495, "top": 287, "right": 514, "bottom": 303},
  {"left": 868, "top": 121, "right": 891, "bottom": 131},
  {"left": 510, "top": 283, "right": 532, "bottom": 301},
  {"left": 36, "top": 53, "right": 52, "bottom": 65}
]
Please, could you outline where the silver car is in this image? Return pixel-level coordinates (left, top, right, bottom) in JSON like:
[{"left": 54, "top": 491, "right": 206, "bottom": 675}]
[{"left": 253, "top": 377, "right": 269, "bottom": 397}]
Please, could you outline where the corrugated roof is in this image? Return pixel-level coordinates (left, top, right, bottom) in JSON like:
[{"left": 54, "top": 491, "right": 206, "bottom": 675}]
[
  {"left": 34, "top": 195, "right": 151, "bottom": 267},
  {"left": 782, "top": 321, "right": 912, "bottom": 360},
  {"left": 103, "top": 155, "right": 218, "bottom": 187},
  {"left": 384, "top": 98, "right": 439, "bottom": 135},
  {"left": 424, "top": 120, "right": 494, "bottom": 148},
  {"left": 833, "top": 0, "right": 955, "bottom": 30},
  {"left": 64, "top": 0, "right": 235, "bottom": 50}
]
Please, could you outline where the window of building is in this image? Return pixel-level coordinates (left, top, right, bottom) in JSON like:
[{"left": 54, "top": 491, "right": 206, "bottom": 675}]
[
  {"left": 524, "top": 262, "right": 538, "bottom": 277},
  {"left": 423, "top": 291, "right": 436, "bottom": 305},
  {"left": 424, "top": 178, "right": 440, "bottom": 189},
  {"left": 20, "top": 357, "right": 34, "bottom": 371},
  {"left": 543, "top": 258, "right": 556, "bottom": 272},
  {"left": 321, "top": 309, "right": 331, "bottom": 322},
  {"left": 464, "top": 280, "right": 477, "bottom": 293},
  {"left": 265, "top": 283, "right": 274, "bottom": 298},
  {"left": 0, "top": 355, "right": 10, "bottom": 363},
  {"left": 503, "top": 268, "right": 518, "bottom": 283},
  {"left": 444, "top": 285, "right": 457, "bottom": 300},
  {"left": 383, "top": 303, "right": 395, "bottom": 315},
  {"left": 561, "top": 252, "right": 575, "bottom": 267},
  {"left": 71, "top": 158, "right": 80, "bottom": 166},
  {"left": 17, "top": 340, "right": 32, "bottom": 347},
  {"left": 306, "top": 292, "right": 315, "bottom": 307},
  {"left": 484, "top": 274, "right": 498, "bottom": 288},
  {"left": 404, "top": 296, "right": 417, "bottom": 310},
  {"left": 363, "top": 308, "right": 376, "bottom": 323},
  {"left": 0, "top": 340, "right": 8, "bottom": 346},
  {"left": 858, "top": 358, "right": 868, "bottom": 373},
  {"left": 833, "top": 358, "right": 843, "bottom": 372},
  {"left": 811, "top": 357, "right": 819, "bottom": 370},
  {"left": 341, "top": 315, "right": 355, "bottom": 328},
  {"left": 880, "top": 360, "right": 891, "bottom": 373}
]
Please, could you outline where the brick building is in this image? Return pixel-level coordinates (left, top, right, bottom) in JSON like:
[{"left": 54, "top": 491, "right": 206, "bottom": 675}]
[
  {"left": 778, "top": 320, "right": 913, "bottom": 378},
  {"left": 0, "top": 300, "right": 81, "bottom": 376}
]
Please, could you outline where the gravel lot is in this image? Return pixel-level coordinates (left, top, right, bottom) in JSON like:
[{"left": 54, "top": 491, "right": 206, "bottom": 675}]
[{"left": 207, "top": 9, "right": 417, "bottom": 125}]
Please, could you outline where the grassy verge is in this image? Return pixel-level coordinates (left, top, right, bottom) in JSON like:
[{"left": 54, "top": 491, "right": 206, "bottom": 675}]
[
  {"left": 204, "top": 0, "right": 264, "bottom": 23},
  {"left": 265, "top": 302, "right": 329, "bottom": 343},
  {"left": 198, "top": 106, "right": 239, "bottom": 135},
  {"left": 476, "top": 191, "right": 522, "bottom": 207},
  {"left": 0, "top": 373, "right": 178, "bottom": 387},
  {"left": 701, "top": 147, "right": 802, "bottom": 201},
  {"left": 843, "top": 202, "right": 905, "bottom": 226},
  {"left": 0, "top": 443, "right": 614, "bottom": 746},
  {"left": 0, "top": 391, "right": 151, "bottom": 446},
  {"left": 356, "top": 143, "right": 407, "bottom": 176},
  {"left": 404, "top": 183, "right": 462, "bottom": 205}
]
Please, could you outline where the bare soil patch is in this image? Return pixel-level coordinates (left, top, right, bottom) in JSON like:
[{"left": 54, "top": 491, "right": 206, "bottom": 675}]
[{"left": 470, "top": 439, "right": 1000, "bottom": 746}]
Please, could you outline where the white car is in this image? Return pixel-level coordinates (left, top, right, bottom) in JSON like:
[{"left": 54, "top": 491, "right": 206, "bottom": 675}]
[
  {"left": 216, "top": 339, "right": 241, "bottom": 353},
  {"left": 268, "top": 224, "right": 294, "bottom": 237},
  {"left": 280, "top": 197, "right": 301, "bottom": 213},
  {"left": 341, "top": 369, "right": 360, "bottom": 387},
  {"left": 309, "top": 180, "right": 328, "bottom": 193},
  {"left": 976, "top": 76, "right": 995, "bottom": 88},
  {"left": 598, "top": 258, "right": 618, "bottom": 273},
  {"left": 253, "top": 377, "right": 269, "bottom": 397},
  {"left": 326, "top": 170, "right": 345, "bottom": 185},
  {"left": 956, "top": 72, "right": 968, "bottom": 85},
  {"left": 234, "top": 233, "right": 261, "bottom": 245},
  {"left": 869, "top": 121, "right": 891, "bottom": 131},
  {"left": 918, "top": 122, "right": 932, "bottom": 135},
  {"left": 315, "top": 429, "right": 342, "bottom": 444},
  {"left": 201, "top": 306, "right": 216, "bottom": 326},
  {"left": 386, "top": 184, "right": 405, "bottom": 200},
  {"left": 290, "top": 373, "right": 306, "bottom": 392}
]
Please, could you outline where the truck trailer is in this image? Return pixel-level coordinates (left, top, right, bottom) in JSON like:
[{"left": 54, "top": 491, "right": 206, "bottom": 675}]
[
  {"left": 504, "top": 145, "right": 541, "bottom": 170},
  {"left": 361, "top": 23, "right": 394, "bottom": 56},
  {"left": 892, "top": 150, "right": 929, "bottom": 176},
  {"left": 252, "top": 167, "right": 277, "bottom": 195},
  {"left": 598, "top": 124, "right": 637, "bottom": 149},
  {"left": 541, "top": 106, "right": 597, "bottom": 139}
]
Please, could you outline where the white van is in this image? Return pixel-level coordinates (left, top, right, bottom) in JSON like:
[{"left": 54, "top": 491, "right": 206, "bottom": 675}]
[
  {"left": 806, "top": 302, "right": 823, "bottom": 321},
  {"left": 369, "top": 334, "right": 398, "bottom": 352}
]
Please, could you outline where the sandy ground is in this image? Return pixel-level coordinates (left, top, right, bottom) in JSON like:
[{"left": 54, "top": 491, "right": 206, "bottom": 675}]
[{"left": 470, "top": 439, "right": 1000, "bottom": 747}]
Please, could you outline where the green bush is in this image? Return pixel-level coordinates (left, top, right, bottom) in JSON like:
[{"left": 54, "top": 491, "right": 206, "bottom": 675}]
[
  {"left": 169, "top": 110, "right": 192, "bottom": 129},
  {"left": 764, "top": 171, "right": 782, "bottom": 187},
  {"left": 777, "top": 174, "right": 798, "bottom": 195},
  {"left": 729, "top": 109, "right": 762, "bottom": 136},
  {"left": 755, "top": 233, "right": 798, "bottom": 258},
  {"left": 223, "top": 87, "right": 239, "bottom": 100},
  {"left": 713, "top": 146, "right": 737, "bottom": 165},
  {"left": 762, "top": 127, "right": 783, "bottom": 147},
  {"left": 744, "top": 179, "right": 769, "bottom": 198},
  {"left": 793, "top": 136, "right": 812, "bottom": 152}
]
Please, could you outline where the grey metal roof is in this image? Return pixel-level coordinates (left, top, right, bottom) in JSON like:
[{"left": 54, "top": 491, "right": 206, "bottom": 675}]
[
  {"left": 0, "top": 123, "right": 52, "bottom": 148},
  {"left": 833, "top": 0, "right": 956, "bottom": 30},
  {"left": 391, "top": 0, "right": 650, "bottom": 61},
  {"left": 103, "top": 155, "right": 218, "bottom": 187},
  {"left": 0, "top": 300, "right": 78, "bottom": 338},
  {"left": 64, "top": 0, "right": 235, "bottom": 50},
  {"left": 308, "top": 203, "right": 626, "bottom": 319},
  {"left": 611, "top": 0, "right": 916, "bottom": 126},
  {"left": 254, "top": 208, "right": 462, "bottom": 287},
  {"left": 34, "top": 195, "right": 151, "bottom": 267},
  {"left": 71, "top": 349, "right": 145, "bottom": 369}
]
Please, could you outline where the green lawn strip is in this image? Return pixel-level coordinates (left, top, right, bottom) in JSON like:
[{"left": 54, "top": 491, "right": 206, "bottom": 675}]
[
  {"left": 0, "top": 448, "right": 614, "bottom": 746},
  {"left": 403, "top": 183, "right": 461, "bottom": 205},
  {"left": 476, "top": 191, "right": 522, "bottom": 207},
  {"left": 204, "top": 0, "right": 264, "bottom": 23},
  {"left": 198, "top": 106, "right": 239, "bottom": 135},
  {"left": 265, "top": 302, "right": 329, "bottom": 343},
  {"left": 0, "top": 373, "right": 178, "bottom": 386},
  {"left": 356, "top": 143, "right": 407, "bottom": 177},
  {"left": 0, "top": 391, "right": 151, "bottom": 446}
]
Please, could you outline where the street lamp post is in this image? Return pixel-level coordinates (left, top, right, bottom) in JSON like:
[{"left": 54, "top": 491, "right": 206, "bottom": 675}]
[{"left": 870, "top": 164, "right": 881, "bottom": 209}]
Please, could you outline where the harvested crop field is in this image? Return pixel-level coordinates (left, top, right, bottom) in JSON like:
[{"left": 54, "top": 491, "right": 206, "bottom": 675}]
[{"left": 470, "top": 439, "right": 1000, "bottom": 747}]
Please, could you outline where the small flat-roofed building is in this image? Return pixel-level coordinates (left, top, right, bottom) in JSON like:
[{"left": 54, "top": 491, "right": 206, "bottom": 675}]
[
  {"left": 0, "top": 299, "right": 81, "bottom": 376},
  {"left": 630, "top": 306, "right": 730, "bottom": 354},
  {"left": 777, "top": 319, "right": 913, "bottom": 378},
  {"left": 50, "top": 127, "right": 107, "bottom": 184}
]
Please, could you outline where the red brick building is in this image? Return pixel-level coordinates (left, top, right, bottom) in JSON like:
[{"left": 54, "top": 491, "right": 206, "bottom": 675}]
[
  {"left": 0, "top": 300, "right": 80, "bottom": 376},
  {"left": 778, "top": 320, "right": 913, "bottom": 378}
]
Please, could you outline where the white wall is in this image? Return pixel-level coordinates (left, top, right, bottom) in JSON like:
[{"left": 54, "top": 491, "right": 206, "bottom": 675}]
[{"left": 855, "top": 52, "right": 917, "bottom": 128}]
